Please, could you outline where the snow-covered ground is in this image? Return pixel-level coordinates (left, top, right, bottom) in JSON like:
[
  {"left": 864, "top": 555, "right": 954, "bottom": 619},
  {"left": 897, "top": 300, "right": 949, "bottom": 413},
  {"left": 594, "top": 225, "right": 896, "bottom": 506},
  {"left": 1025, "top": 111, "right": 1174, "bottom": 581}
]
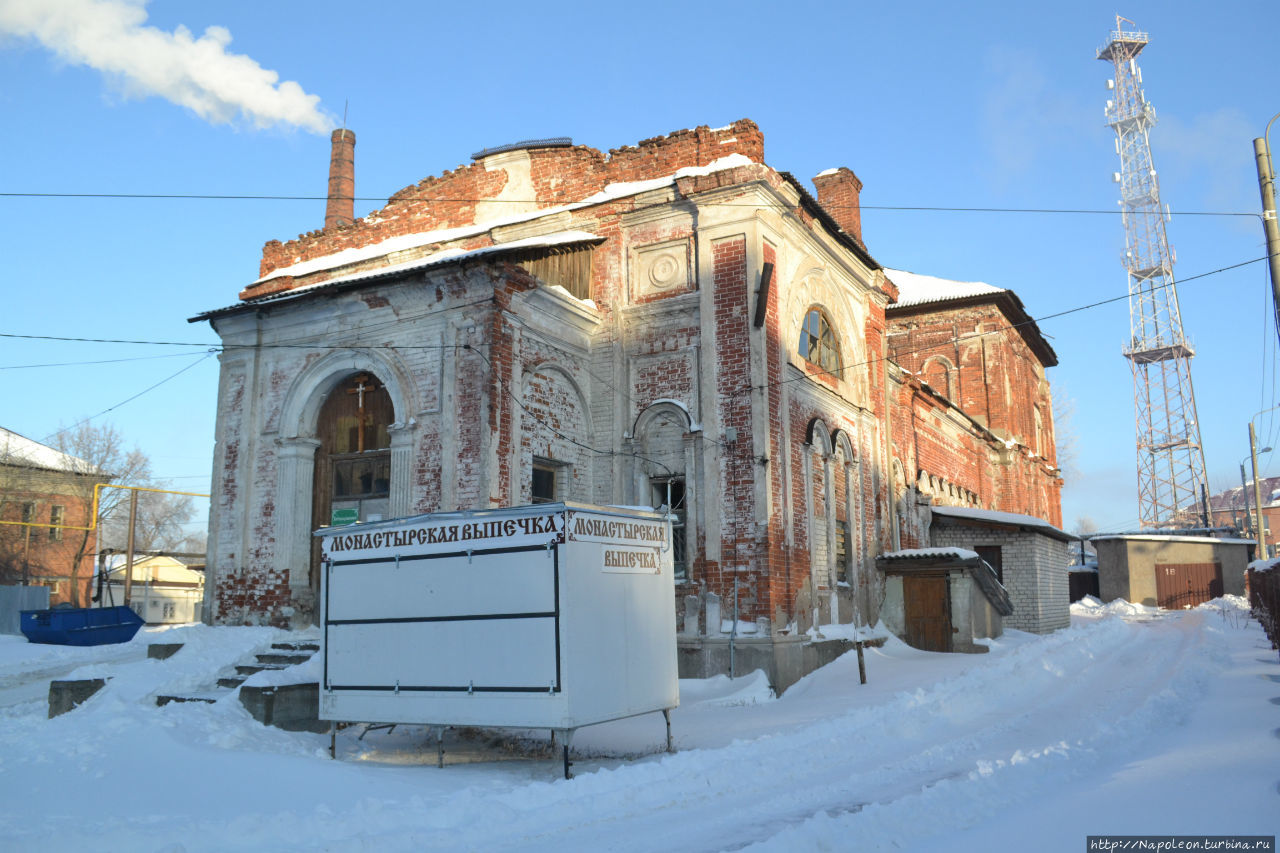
[{"left": 0, "top": 597, "right": 1276, "bottom": 851}]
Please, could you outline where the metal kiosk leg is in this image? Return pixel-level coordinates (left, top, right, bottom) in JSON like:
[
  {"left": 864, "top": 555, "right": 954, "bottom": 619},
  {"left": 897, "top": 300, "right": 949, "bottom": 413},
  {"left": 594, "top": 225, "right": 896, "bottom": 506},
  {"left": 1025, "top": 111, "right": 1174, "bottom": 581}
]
[
  {"left": 558, "top": 729, "right": 575, "bottom": 779},
  {"left": 434, "top": 726, "right": 445, "bottom": 769},
  {"left": 663, "top": 708, "right": 674, "bottom": 753}
]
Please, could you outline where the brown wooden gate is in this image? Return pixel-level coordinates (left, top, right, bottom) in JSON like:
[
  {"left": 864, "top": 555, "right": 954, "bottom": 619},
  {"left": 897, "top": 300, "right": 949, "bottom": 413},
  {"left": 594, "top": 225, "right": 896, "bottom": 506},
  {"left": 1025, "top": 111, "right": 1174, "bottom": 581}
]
[
  {"left": 903, "top": 573, "right": 951, "bottom": 652},
  {"left": 1154, "top": 562, "right": 1223, "bottom": 610}
]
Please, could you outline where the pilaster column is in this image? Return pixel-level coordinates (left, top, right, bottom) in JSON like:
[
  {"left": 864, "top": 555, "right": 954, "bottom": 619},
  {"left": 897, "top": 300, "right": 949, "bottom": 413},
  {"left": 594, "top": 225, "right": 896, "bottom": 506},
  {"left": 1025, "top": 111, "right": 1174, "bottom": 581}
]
[
  {"left": 388, "top": 422, "right": 417, "bottom": 518},
  {"left": 275, "top": 437, "right": 321, "bottom": 595}
]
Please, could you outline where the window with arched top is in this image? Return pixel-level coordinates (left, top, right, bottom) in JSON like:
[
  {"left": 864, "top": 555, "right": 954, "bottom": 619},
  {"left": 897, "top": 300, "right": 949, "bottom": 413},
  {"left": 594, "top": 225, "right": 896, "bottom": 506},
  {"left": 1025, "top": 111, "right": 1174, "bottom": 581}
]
[
  {"left": 923, "top": 357, "right": 955, "bottom": 401},
  {"left": 799, "top": 307, "right": 841, "bottom": 373}
]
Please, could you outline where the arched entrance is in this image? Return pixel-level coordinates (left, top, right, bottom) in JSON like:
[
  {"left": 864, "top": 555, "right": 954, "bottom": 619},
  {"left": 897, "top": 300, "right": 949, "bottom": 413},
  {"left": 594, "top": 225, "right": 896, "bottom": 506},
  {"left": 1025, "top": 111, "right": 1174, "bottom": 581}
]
[{"left": 309, "top": 373, "right": 395, "bottom": 594}]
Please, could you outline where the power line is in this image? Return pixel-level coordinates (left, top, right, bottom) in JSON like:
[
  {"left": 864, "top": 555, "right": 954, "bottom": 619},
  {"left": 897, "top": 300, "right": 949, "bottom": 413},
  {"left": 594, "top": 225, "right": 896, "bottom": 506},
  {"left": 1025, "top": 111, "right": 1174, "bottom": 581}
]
[
  {"left": 3, "top": 256, "right": 1261, "bottom": 365},
  {"left": 748, "top": 254, "right": 1270, "bottom": 398},
  {"left": 40, "top": 354, "right": 213, "bottom": 444},
  {"left": 0, "top": 351, "right": 211, "bottom": 370},
  {"left": 0, "top": 191, "right": 1258, "bottom": 218}
]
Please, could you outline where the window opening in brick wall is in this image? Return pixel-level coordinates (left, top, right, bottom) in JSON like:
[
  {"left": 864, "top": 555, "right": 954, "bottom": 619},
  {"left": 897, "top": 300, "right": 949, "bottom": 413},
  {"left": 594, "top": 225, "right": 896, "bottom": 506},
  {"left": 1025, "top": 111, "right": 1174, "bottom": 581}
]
[
  {"left": 21, "top": 502, "right": 35, "bottom": 524},
  {"left": 836, "top": 519, "right": 852, "bottom": 583},
  {"left": 531, "top": 458, "right": 564, "bottom": 504},
  {"left": 49, "top": 505, "right": 64, "bottom": 541},
  {"left": 651, "top": 477, "right": 687, "bottom": 580},
  {"left": 975, "top": 545, "right": 1003, "bottom": 584},
  {"left": 799, "top": 307, "right": 841, "bottom": 373}
]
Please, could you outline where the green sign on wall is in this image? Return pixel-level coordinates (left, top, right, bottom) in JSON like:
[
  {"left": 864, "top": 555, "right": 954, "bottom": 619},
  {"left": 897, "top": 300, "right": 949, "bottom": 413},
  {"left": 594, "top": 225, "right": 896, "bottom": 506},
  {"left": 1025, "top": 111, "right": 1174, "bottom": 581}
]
[{"left": 330, "top": 508, "right": 359, "bottom": 527}]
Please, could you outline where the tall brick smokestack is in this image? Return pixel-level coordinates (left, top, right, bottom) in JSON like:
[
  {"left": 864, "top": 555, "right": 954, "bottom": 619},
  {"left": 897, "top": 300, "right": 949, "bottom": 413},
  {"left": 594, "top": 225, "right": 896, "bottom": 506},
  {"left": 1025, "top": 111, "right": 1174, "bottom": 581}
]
[
  {"left": 325, "top": 128, "right": 356, "bottom": 230},
  {"left": 812, "top": 167, "right": 864, "bottom": 245}
]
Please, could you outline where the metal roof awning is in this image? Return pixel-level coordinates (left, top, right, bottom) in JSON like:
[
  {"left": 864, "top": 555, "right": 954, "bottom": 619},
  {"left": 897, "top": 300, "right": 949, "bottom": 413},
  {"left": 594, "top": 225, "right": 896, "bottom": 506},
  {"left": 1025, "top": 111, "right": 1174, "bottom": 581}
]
[{"left": 190, "top": 231, "right": 603, "bottom": 323}]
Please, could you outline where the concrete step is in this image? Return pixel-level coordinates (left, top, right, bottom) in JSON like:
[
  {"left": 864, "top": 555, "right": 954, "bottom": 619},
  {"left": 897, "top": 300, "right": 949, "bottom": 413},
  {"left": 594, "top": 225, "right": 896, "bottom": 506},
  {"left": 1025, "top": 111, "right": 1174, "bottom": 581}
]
[
  {"left": 235, "top": 663, "right": 290, "bottom": 676},
  {"left": 148, "top": 643, "right": 184, "bottom": 660},
  {"left": 155, "top": 694, "right": 219, "bottom": 707},
  {"left": 271, "top": 641, "right": 319, "bottom": 652},
  {"left": 216, "top": 676, "right": 247, "bottom": 689},
  {"left": 255, "top": 652, "right": 313, "bottom": 666}
]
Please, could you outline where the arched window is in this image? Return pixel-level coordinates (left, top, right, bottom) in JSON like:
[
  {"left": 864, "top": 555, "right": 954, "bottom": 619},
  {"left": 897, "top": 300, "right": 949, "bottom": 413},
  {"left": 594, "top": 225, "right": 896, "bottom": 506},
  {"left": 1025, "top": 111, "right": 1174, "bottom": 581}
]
[
  {"left": 313, "top": 373, "right": 394, "bottom": 529},
  {"left": 799, "top": 307, "right": 841, "bottom": 373},
  {"left": 923, "top": 357, "right": 955, "bottom": 400}
]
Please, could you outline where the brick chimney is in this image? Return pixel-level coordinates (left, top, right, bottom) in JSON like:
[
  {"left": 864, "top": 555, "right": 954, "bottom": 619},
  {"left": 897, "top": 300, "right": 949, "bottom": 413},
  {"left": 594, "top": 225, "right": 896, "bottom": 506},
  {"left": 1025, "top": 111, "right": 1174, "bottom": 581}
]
[
  {"left": 812, "top": 167, "right": 864, "bottom": 244},
  {"left": 325, "top": 128, "right": 356, "bottom": 230}
]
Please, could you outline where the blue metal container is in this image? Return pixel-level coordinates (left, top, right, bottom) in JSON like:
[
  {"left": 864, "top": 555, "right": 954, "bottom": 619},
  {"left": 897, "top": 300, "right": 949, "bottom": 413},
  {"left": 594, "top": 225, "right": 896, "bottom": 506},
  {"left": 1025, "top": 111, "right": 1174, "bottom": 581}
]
[{"left": 20, "top": 605, "right": 144, "bottom": 646}]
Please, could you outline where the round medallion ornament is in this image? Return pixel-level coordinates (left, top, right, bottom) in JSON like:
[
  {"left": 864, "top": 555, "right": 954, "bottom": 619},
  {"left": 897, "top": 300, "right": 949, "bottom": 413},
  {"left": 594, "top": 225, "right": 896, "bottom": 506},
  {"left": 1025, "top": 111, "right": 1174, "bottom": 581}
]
[{"left": 648, "top": 253, "right": 681, "bottom": 289}]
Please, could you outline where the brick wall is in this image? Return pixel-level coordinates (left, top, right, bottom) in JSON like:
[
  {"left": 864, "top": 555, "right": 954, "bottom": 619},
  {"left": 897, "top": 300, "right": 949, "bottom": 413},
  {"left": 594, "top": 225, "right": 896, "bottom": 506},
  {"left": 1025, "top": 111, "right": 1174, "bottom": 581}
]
[
  {"left": 254, "top": 121, "right": 764, "bottom": 288},
  {"left": 930, "top": 522, "right": 1070, "bottom": 634}
]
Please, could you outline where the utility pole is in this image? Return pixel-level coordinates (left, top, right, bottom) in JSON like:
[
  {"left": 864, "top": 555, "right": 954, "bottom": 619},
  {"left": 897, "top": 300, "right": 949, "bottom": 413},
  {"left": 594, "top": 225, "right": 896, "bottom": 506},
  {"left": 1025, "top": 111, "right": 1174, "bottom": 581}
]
[
  {"left": 1251, "top": 423, "right": 1267, "bottom": 558},
  {"left": 1254, "top": 113, "right": 1280, "bottom": 348},
  {"left": 123, "top": 490, "right": 138, "bottom": 607},
  {"left": 1241, "top": 462, "right": 1254, "bottom": 536}
]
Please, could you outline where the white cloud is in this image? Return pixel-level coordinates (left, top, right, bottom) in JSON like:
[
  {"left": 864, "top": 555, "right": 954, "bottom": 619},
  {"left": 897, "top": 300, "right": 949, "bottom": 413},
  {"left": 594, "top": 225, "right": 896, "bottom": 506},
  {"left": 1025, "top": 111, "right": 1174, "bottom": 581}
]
[
  {"left": 980, "top": 47, "right": 1097, "bottom": 187},
  {"left": 0, "top": 0, "right": 332, "bottom": 134}
]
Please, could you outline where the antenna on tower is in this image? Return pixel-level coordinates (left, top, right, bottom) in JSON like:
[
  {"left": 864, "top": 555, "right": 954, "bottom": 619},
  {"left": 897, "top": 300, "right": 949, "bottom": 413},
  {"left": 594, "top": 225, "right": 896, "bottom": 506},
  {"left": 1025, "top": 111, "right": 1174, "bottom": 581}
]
[{"left": 1097, "top": 19, "right": 1209, "bottom": 528}]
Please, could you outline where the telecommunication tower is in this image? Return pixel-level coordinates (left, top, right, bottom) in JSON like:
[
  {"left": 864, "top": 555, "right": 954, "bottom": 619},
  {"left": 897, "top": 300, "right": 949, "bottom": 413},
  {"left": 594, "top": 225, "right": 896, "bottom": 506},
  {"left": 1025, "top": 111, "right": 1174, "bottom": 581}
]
[{"left": 1097, "top": 17, "right": 1208, "bottom": 527}]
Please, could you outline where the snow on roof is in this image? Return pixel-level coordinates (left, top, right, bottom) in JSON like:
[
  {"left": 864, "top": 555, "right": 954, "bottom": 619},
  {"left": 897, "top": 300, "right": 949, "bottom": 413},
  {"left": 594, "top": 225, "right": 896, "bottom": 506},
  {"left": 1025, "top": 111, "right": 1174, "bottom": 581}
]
[
  {"left": 1091, "top": 533, "right": 1256, "bottom": 546},
  {"left": 253, "top": 230, "right": 603, "bottom": 303},
  {"left": 883, "top": 268, "right": 1006, "bottom": 309},
  {"left": 0, "top": 427, "right": 96, "bottom": 474},
  {"left": 879, "top": 546, "right": 980, "bottom": 561},
  {"left": 255, "top": 154, "right": 755, "bottom": 287},
  {"left": 930, "top": 505, "right": 1072, "bottom": 541}
]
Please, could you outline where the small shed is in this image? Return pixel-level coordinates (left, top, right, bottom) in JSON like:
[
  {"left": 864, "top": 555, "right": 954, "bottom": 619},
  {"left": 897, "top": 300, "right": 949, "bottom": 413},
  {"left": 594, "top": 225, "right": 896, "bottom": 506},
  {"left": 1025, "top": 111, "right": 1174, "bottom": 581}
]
[
  {"left": 96, "top": 555, "right": 205, "bottom": 624},
  {"left": 1092, "top": 534, "right": 1253, "bottom": 609},
  {"left": 928, "top": 506, "right": 1073, "bottom": 634},
  {"left": 876, "top": 548, "right": 1013, "bottom": 653}
]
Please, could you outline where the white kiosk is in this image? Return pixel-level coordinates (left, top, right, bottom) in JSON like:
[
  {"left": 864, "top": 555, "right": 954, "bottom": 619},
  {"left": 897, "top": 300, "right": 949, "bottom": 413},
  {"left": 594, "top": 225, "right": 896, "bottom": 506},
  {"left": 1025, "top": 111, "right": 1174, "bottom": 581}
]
[{"left": 316, "top": 502, "right": 678, "bottom": 776}]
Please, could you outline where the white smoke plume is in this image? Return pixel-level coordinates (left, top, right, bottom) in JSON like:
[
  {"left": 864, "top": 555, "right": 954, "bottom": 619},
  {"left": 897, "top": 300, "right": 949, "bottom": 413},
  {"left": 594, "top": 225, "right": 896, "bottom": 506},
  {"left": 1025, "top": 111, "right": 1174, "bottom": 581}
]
[{"left": 0, "top": 0, "right": 332, "bottom": 133}]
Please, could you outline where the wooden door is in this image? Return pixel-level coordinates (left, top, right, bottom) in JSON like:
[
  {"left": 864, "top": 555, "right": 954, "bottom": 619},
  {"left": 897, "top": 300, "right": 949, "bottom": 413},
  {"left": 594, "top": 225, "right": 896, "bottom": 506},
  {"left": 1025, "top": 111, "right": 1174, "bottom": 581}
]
[
  {"left": 1154, "top": 562, "right": 1223, "bottom": 610},
  {"left": 903, "top": 574, "right": 951, "bottom": 652}
]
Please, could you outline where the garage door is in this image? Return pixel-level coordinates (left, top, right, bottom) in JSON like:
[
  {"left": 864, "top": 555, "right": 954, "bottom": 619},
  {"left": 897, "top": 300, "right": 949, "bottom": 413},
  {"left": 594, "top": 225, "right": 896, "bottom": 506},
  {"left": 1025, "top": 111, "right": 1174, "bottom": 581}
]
[{"left": 1154, "top": 562, "right": 1223, "bottom": 610}]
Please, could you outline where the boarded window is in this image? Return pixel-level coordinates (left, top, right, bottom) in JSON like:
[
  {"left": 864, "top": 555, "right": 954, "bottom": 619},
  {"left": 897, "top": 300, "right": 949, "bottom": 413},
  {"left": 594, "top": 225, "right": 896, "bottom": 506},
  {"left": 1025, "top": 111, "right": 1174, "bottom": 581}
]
[
  {"left": 520, "top": 246, "right": 594, "bottom": 301},
  {"left": 49, "top": 505, "right": 65, "bottom": 541},
  {"left": 836, "top": 520, "right": 852, "bottom": 583}
]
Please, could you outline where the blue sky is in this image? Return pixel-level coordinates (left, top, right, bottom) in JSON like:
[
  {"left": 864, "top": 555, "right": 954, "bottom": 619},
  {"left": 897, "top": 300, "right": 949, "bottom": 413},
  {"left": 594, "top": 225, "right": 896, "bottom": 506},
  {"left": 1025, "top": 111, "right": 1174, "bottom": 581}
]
[{"left": 0, "top": 0, "right": 1276, "bottom": 536}]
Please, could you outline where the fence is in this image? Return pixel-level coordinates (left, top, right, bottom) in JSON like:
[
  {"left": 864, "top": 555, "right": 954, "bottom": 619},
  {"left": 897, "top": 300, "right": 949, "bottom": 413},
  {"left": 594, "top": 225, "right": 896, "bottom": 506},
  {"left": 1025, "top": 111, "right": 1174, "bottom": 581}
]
[
  {"left": 0, "top": 585, "right": 51, "bottom": 635},
  {"left": 1247, "top": 567, "right": 1280, "bottom": 652}
]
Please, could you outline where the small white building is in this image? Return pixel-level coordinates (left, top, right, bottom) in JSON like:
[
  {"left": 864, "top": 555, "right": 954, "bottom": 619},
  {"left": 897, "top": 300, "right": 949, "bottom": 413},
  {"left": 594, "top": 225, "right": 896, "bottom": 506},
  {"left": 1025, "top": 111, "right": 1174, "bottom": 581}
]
[{"left": 96, "top": 555, "right": 205, "bottom": 624}]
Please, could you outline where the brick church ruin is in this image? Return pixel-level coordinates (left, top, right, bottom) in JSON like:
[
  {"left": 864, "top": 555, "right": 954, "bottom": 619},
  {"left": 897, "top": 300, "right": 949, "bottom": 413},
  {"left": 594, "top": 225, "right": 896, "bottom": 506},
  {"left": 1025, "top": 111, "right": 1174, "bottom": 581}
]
[{"left": 192, "top": 120, "right": 1065, "bottom": 665}]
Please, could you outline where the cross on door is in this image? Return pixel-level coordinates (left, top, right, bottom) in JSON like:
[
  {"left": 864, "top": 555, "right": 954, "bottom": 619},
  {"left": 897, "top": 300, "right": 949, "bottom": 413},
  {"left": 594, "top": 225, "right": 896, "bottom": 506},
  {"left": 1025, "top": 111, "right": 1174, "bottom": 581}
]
[{"left": 345, "top": 374, "right": 382, "bottom": 452}]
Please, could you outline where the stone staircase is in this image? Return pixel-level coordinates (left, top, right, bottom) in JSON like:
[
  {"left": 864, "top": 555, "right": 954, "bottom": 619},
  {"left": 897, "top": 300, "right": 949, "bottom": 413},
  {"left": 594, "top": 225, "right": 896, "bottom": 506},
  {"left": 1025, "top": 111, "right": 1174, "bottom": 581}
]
[
  {"left": 156, "top": 640, "right": 318, "bottom": 706},
  {"left": 214, "top": 642, "right": 318, "bottom": 689}
]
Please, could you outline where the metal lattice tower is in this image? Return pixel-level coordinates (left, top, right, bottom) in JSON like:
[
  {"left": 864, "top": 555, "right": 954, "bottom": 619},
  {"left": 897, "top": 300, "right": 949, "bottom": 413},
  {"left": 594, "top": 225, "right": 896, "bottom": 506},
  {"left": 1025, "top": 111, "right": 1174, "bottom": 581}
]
[{"left": 1097, "top": 17, "right": 1208, "bottom": 528}]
